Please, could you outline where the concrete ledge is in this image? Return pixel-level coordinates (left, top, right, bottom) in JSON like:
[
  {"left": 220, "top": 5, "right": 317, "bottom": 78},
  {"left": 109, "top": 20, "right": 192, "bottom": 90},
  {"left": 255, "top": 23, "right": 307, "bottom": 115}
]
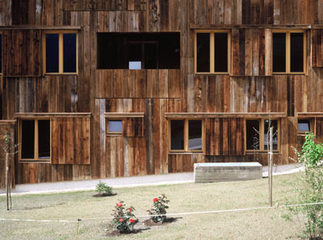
[{"left": 194, "top": 162, "right": 263, "bottom": 183}]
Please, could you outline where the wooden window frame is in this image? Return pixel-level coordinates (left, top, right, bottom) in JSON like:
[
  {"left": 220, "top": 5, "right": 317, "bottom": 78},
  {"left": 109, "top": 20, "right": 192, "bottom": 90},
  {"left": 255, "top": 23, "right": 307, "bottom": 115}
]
[
  {"left": 106, "top": 119, "right": 123, "bottom": 136},
  {"left": 297, "top": 118, "right": 316, "bottom": 136},
  {"left": 245, "top": 118, "right": 280, "bottom": 152},
  {"left": 168, "top": 119, "right": 205, "bottom": 153},
  {"left": 272, "top": 30, "right": 306, "bottom": 74},
  {"left": 43, "top": 31, "right": 78, "bottom": 75},
  {"left": 18, "top": 118, "right": 51, "bottom": 163},
  {"left": 194, "top": 30, "right": 231, "bottom": 74}
]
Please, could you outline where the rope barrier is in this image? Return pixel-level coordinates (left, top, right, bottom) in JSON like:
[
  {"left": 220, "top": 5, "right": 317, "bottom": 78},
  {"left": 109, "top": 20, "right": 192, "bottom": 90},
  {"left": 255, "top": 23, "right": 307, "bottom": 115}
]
[{"left": 0, "top": 202, "right": 322, "bottom": 223}]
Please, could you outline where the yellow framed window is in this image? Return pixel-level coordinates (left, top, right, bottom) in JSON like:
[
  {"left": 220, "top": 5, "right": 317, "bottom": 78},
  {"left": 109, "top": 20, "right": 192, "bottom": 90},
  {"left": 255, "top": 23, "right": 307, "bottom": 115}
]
[
  {"left": 43, "top": 31, "right": 78, "bottom": 74},
  {"left": 245, "top": 119, "right": 279, "bottom": 151},
  {"left": 107, "top": 120, "right": 123, "bottom": 136},
  {"left": 195, "top": 30, "right": 230, "bottom": 74},
  {"left": 272, "top": 31, "right": 305, "bottom": 74},
  {"left": 19, "top": 119, "right": 51, "bottom": 161},
  {"left": 170, "top": 119, "right": 204, "bottom": 152}
]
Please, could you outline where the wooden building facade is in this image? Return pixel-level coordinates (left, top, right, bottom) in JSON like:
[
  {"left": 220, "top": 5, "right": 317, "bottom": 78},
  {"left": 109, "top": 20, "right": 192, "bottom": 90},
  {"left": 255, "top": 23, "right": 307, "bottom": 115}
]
[{"left": 0, "top": 0, "right": 322, "bottom": 186}]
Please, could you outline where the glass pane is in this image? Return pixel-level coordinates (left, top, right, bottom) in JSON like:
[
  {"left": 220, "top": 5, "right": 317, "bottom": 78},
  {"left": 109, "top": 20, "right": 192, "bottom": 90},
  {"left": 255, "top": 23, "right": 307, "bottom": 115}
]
[
  {"left": 109, "top": 120, "right": 122, "bottom": 133},
  {"left": 273, "top": 33, "right": 286, "bottom": 72},
  {"left": 46, "top": 34, "right": 59, "bottom": 73},
  {"left": 264, "top": 120, "right": 278, "bottom": 150},
  {"left": 298, "top": 119, "right": 310, "bottom": 132},
  {"left": 38, "top": 120, "right": 50, "bottom": 159},
  {"left": 290, "top": 33, "right": 304, "bottom": 72},
  {"left": 171, "top": 120, "right": 184, "bottom": 150},
  {"left": 63, "top": 33, "right": 77, "bottom": 72},
  {"left": 189, "top": 120, "right": 202, "bottom": 150},
  {"left": 128, "top": 43, "right": 142, "bottom": 69},
  {"left": 144, "top": 43, "right": 158, "bottom": 69},
  {"left": 22, "top": 120, "right": 35, "bottom": 159},
  {"left": 0, "top": 35, "right": 2, "bottom": 73},
  {"left": 197, "top": 33, "right": 210, "bottom": 72},
  {"left": 246, "top": 120, "right": 260, "bottom": 150},
  {"left": 214, "top": 33, "right": 228, "bottom": 72}
]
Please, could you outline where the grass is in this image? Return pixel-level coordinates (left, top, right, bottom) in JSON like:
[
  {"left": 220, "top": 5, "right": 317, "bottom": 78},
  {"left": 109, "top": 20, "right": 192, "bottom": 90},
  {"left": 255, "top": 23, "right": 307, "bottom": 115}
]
[{"left": 0, "top": 173, "right": 305, "bottom": 239}]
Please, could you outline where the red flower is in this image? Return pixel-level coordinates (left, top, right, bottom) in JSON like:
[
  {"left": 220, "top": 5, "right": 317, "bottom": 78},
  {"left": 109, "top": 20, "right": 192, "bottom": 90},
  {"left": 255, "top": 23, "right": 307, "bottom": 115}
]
[
  {"left": 127, "top": 208, "right": 132, "bottom": 212},
  {"left": 116, "top": 202, "right": 123, "bottom": 207},
  {"left": 129, "top": 219, "right": 135, "bottom": 223},
  {"left": 153, "top": 198, "right": 159, "bottom": 202},
  {"left": 119, "top": 218, "right": 124, "bottom": 222}
]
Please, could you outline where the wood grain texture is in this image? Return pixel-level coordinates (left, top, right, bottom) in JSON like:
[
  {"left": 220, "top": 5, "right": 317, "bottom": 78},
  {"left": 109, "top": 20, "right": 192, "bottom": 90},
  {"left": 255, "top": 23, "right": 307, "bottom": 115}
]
[{"left": 0, "top": 0, "right": 322, "bottom": 186}]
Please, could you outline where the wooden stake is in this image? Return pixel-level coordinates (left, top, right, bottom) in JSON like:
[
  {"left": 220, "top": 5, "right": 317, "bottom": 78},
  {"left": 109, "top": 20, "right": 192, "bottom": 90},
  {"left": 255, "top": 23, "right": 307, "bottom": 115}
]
[
  {"left": 6, "top": 152, "right": 9, "bottom": 211},
  {"left": 269, "top": 127, "right": 273, "bottom": 207}
]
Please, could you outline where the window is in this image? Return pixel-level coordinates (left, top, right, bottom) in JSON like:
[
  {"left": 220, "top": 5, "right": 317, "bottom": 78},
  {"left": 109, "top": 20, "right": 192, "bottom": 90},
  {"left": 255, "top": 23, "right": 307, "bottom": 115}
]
[
  {"left": 170, "top": 119, "right": 203, "bottom": 152},
  {"left": 19, "top": 119, "right": 50, "bottom": 161},
  {"left": 107, "top": 120, "right": 122, "bottom": 135},
  {"left": 44, "top": 32, "right": 77, "bottom": 74},
  {"left": 97, "top": 33, "right": 180, "bottom": 69},
  {"left": 297, "top": 119, "right": 313, "bottom": 135},
  {"left": 273, "top": 31, "right": 305, "bottom": 73},
  {"left": 195, "top": 31, "right": 230, "bottom": 74},
  {"left": 246, "top": 119, "right": 279, "bottom": 151},
  {"left": 0, "top": 34, "right": 2, "bottom": 73}
]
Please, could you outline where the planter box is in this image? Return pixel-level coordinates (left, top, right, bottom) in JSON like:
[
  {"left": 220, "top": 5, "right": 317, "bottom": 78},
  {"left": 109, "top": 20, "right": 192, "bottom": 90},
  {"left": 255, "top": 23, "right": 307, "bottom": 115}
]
[{"left": 194, "top": 162, "right": 262, "bottom": 183}]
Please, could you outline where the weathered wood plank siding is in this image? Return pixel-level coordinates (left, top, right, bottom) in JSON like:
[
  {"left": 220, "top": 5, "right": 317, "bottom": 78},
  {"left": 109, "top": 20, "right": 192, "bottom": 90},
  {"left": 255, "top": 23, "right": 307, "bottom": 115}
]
[{"left": 0, "top": 0, "right": 322, "bottom": 185}]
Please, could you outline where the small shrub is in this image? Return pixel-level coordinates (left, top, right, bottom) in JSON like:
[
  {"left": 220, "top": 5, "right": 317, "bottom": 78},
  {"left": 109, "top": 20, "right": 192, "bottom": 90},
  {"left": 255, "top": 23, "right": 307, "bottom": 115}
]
[
  {"left": 285, "top": 133, "right": 323, "bottom": 239},
  {"left": 112, "top": 201, "right": 138, "bottom": 233},
  {"left": 147, "top": 194, "right": 169, "bottom": 223},
  {"left": 95, "top": 181, "right": 113, "bottom": 196}
]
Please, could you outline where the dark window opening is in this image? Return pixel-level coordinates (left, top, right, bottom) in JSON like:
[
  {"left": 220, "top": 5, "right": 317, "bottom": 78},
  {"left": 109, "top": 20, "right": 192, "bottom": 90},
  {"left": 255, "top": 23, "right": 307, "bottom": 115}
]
[
  {"left": 196, "top": 33, "right": 210, "bottom": 72},
  {"left": 108, "top": 120, "right": 122, "bottom": 133},
  {"left": 298, "top": 119, "right": 310, "bottom": 132},
  {"left": 46, "top": 34, "right": 59, "bottom": 73},
  {"left": 63, "top": 33, "right": 77, "bottom": 73},
  {"left": 273, "top": 33, "right": 286, "bottom": 72},
  {"left": 246, "top": 120, "right": 260, "bottom": 150},
  {"left": 214, "top": 33, "right": 228, "bottom": 72},
  {"left": 188, "top": 120, "right": 202, "bottom": 150},
  {"left": 0, "top": 35, "right": 2, "bottom": 73},
  {"left": 97, "top": 33, "right": 180, "bottom": 69},
  {"left": 21, "top": 120, "right": 35, "bottom": 159},
  {"left": 38, "top": 120, "right": 50, "bottom": 159},
  {"left": 264, "top": 120, "right": 278, "bottom": 150},
  {"left": 290, "top": 33, "right": 304, "bottom": 72},
  {"left": 171, "top": 120, "right": 184, "bottom": 150}
]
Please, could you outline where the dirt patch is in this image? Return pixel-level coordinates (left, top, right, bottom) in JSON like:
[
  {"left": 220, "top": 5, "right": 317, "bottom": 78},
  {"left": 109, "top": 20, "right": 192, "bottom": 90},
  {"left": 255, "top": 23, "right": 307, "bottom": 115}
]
[
  {"left": 143, "top": 217, "right": 181, "bottom": 226},
  {"left": 92, "top": 193, "right": 117, "bottom": 197}
]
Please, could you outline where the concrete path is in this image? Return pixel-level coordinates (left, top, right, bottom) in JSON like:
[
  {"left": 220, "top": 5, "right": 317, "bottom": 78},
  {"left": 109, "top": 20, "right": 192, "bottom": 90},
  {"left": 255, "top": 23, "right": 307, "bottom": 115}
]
[{"left": 1, "top": 163, "right": 303, "bottom": 195}]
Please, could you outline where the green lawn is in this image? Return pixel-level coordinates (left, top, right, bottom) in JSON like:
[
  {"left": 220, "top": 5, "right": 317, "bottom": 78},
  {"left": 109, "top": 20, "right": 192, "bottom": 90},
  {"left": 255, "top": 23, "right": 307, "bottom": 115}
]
[{"left": 0, "top": 173, "right": 305, "bottom": 239}]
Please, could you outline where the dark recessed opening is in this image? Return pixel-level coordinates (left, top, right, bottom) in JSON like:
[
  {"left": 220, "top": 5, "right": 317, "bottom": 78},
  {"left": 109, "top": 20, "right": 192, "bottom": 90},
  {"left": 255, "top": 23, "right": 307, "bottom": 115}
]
[
  {"left": 214, "top": 33, "right": 228, "bottom": 72},
  {"left": 196, "top": 33, "right": 210, "bottom": 72},
  {"left": 0, "top": 35, "right": 2, "bottom": 73},
  {"left": 38, "top": 120, "right": 50, "bottom": 159},
  {"left": 273, "top": 33, "right": 286, "bottom": 72},
  {"left": 188, "top": 120, "right": 202, "bottom": 150},
  {"left": 97, "top": 33, "right": 180, "bottom": 69},
  {"left": 21, "top": 120, "right": 35, "bottom": 159},
  {"left": 46, "top": 34, "right": 59, "bottom": 73},
  {"left": 246, "top": 120, "right": 260, "bottom": 150},
  {"left": 290, "top": 33, "right": 304, "bottom": 72},
  {"left": 264, "top": 120, "right": 278, "bottom": 150},
  {"left": 171, "top": 120, "right": 184, "bottom": 150},
  {"left": 63, "top": 33, "right": 77, "bottom": 73}
]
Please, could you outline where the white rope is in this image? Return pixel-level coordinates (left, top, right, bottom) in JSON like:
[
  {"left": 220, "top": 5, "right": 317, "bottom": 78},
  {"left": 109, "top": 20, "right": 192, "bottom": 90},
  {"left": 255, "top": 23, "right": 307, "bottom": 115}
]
[{"left": 2, "top": 202, "right": 321, "bottom": 223}]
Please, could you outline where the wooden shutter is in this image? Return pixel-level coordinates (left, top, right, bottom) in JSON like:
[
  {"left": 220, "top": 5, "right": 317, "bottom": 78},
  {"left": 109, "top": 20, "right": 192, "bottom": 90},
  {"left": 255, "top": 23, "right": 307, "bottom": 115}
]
[
  {"left": 51, "top": 117, "right": 90, "bottom": 164},
  {"left": 123, "top": 118, "right": 144, "bottom": 137},
  {"left": 312, "top": 30, "right": 323, "bottom": 68},
  {"left": 205, "top": 118, "right": 244, "bottom": 156}
]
